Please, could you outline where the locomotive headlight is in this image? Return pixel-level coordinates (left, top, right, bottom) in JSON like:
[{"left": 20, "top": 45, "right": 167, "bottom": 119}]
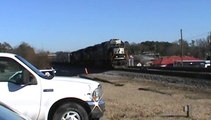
[{"left": 92, "top": 84, "right": 103, "bottom": 102}]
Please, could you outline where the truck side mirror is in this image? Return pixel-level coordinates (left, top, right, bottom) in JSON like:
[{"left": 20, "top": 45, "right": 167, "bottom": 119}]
[
  {"left": 22, "top": 70, "right": 30, "bottom": 84},
  {"left": 22, "top": 70, "right": 37, "bottom": 85}
]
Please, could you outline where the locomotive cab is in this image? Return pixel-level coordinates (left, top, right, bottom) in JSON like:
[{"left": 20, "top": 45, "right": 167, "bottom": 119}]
[{"left": 109, "top": 39, "right": 127, "bottom": 67}]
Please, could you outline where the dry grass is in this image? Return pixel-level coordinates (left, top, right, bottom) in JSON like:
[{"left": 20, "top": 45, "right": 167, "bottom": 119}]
[{"left": 88, "top": 74, "right": 211, "bottom": 120}]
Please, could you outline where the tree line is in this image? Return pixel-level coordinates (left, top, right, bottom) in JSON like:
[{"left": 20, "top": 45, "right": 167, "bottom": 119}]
[
  {"left": 125, "top": 36, "right": 211, "bottom": 60},
  {"left": 1, "top": 35, "right": 211, "bottom": 68},
  {"left": 0, "top": 42, "right": 50, "bottom": 69}
]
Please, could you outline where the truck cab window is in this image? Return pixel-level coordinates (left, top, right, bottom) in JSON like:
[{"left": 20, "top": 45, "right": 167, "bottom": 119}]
[{"left": 0, "top": 57, "right": 36, "bottom": 85}]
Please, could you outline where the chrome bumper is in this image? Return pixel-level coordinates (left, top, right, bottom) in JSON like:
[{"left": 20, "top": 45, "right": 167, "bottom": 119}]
[{"left": 87, "top": 100, "right": 105, "bottom": 119}]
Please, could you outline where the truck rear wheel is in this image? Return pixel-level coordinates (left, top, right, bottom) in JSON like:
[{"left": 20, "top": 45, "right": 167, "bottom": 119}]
[{"left": 53, "top": 102, "right": 88, "bottom": 120}]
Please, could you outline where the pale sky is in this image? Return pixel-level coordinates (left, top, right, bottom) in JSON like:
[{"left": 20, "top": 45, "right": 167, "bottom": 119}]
[{"left": 0, "top": 0, "right": 210, "bottom": 52}]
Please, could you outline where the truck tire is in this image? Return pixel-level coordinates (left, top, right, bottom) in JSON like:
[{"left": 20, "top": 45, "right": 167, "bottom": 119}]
[{"left": 53, "top": 102, "right": 89, "bottom": 120}]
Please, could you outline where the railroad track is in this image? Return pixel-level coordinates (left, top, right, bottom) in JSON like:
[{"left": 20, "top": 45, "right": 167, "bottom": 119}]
[
  {"left": 52, "top": 64, "right": 211, "bottom": 89},
  {"left": 116, "top": 66, "right": 211, "bottom": 80},
  {"left": 103, "top": 68, "right": 211, "bottom": 90}
]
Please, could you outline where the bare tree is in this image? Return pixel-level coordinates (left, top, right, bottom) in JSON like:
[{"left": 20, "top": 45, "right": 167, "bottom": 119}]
[
  {"left": 0, "top": 42, "right": 13, "bottom": 52},
  {"left": 14, "top": 42, "right": 50, "bottom": 68}
]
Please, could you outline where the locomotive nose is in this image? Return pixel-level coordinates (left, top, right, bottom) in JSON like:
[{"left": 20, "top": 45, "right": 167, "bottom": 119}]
[{"left": 114, "top": 48, "right": 125, "bottom": 54}]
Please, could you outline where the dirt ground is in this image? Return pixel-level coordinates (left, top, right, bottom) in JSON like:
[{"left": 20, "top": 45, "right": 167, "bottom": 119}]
[{"left": 87, "top": 73, "right": 211, "bottom": 120}]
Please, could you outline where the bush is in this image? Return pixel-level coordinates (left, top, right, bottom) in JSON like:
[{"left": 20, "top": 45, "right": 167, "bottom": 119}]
[{"left": 15, "top": 43, "right": 51, "bottom": 69}]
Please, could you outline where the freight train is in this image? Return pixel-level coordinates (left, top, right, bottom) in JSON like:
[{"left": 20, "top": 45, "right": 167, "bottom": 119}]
[{"left": 70, "top": 39, "right": 128, "bottom": 68}]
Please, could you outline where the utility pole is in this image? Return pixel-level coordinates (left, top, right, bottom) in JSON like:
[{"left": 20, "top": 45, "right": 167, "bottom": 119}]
[
  {"left": 209, "top": 32, "right": 211, "bottom": 66},
  {"left": 180, "top": 29, "right": 183, "bottom": 67}
]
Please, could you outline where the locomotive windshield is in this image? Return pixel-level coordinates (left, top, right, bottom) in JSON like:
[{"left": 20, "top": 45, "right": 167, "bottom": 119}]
[{"left": 110, "top": 39, "right": 124, "bottom": 48}]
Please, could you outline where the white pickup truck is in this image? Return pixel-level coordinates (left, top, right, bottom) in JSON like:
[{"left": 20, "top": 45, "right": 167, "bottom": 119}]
[{"left": 0, "top": 53, "right": 105, "bottom": 120}]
